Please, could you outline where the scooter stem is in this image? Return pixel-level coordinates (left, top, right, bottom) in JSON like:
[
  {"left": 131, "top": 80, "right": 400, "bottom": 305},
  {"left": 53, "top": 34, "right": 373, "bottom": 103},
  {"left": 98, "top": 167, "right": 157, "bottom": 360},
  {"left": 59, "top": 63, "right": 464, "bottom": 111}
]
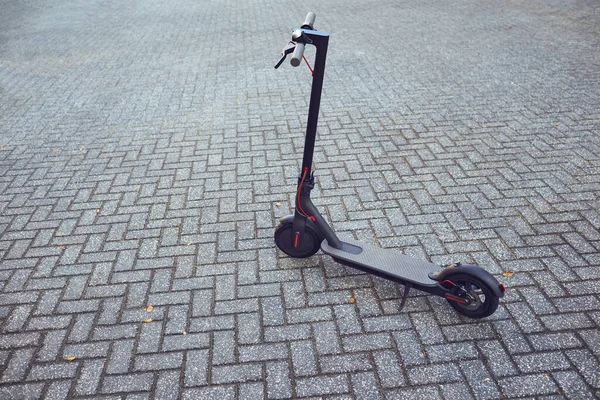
[{"left": 299, "top": 29, "right": 329, "bottom": 172}]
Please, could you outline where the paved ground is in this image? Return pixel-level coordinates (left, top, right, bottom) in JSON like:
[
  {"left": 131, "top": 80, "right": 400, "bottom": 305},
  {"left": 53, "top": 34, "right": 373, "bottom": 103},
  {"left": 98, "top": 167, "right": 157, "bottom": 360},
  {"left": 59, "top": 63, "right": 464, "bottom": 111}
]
[{"left": 1, "top": 0, "right": 599, "bottom": 398}]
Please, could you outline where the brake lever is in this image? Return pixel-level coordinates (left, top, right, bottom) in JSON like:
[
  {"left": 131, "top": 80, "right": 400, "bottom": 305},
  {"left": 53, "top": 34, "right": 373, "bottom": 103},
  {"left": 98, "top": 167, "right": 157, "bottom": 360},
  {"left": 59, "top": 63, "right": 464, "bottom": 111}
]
[{"left": 274, "top": 42, "right": 297, "bottom": 69}]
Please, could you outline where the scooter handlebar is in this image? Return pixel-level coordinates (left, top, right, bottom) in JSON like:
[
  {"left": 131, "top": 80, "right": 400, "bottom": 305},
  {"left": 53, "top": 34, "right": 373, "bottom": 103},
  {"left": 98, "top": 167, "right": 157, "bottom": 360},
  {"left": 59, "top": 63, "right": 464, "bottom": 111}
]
[
  {"left": 290, "top": 43, "right": 305, "bottom": 67},
  {"left": 302, "top": 12, "right": 316, "bottom": 29},
  {"left": 285, "top": 12, "right": 316, "bottom": 67}
]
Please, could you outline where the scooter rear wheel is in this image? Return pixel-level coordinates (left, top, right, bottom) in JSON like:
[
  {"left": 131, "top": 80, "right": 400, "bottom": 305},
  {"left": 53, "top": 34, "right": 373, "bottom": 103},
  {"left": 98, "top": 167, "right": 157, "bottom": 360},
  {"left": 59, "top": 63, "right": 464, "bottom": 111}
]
[
  {"left": 274, "top": 222, "right": 321, "bottom": 258},
  {"left": 444, "top": 273, "right": 499, "bottom": 318}
]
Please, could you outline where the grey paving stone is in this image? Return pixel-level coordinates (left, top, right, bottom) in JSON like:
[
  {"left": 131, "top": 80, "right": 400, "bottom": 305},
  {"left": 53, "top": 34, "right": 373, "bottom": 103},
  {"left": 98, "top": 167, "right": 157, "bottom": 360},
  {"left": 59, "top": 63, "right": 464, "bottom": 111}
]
[
  {"left": 184, "top": 349, "right": 209, "bottom": 387},
  {"left": 182, "top": 386, "right": 236, "bottom": 400},
  {"left": 162, "top": 332, "right": 210, "bottom": 351},
  {"left": 155, "top": 370, "right": 181, "bottom": 400},
  {"left": 1, "top": 348, "right": 36, "bottom": 383},
  {"left": 264, "top": 324, "right": 312, "bottom": 342},
  {"left": 107, "top": 340, "right": 135, "bottom": 375},
  {"left": 528, "top": 332, "right": 582, "bottom": 351},
  {"left": 211, "top": 362, "right": 263, "bottom": 385},
  {"left": 373, "top": 350, "right": 406, "bottom": 388},
  {"left": 425, "top": 342, "right": 478, "bottom": 362},
  {"left": 239, "top": 382, "right": 265, "bottom": 399},
  {"left": 333, "top": 303, "right": 363, "bottom": 335},
  {"left": 101, "top": 373, "right": 154, "bottom": 394},
  {"left": 552, "top": 371, "right": 595, "bottom": 399},
  {"left": 514, "top": 351, "right": 571, "bottom": 374},
  {"left": 477, "top": 340, "right": 517, "bottom": 377},
  {"left": 566, "top": 349, "right": 600, "bottom": 389},
  {"left": 27, "top": 362, "right": 78, "bottom": 381},
  {"left": 342, "top": 332, "right": 393, "bottom": 352},
  {"left": 237, "top": 312, "right": 262, "bottom": 345},
  {"left": 392, "top": 330, "right": 427, "bottom": 366},
  {"left": 0, "top": 332, "right": 40, "bottom": 350},
  {"left": 363, "top": 314, "right": 411, "bottom": 332},
  {"left": 190, "top": 315, "right": 235, "bottom": 332},
  {"left": 411, "top": 312, "right": 445, "bottom": 344},
  {"left": 308, "top": 322, "right": 340, "bottom": 358},
  {"left": 0, "top": 383, "right": 45, "bottom": 400},
  {"left": 440, "top": 382, "right": 475, "bottom": 400},
  {"left": 386, "top": 385, "right": 442, "bottom": 400},
  {"left": 290, "top": 340, "right": 318, "bottom": 377},
  {"left": 75, "top": 359, "right": 105, "bottom": 396},
  {"left": 238, "top": 343, "right": 288, "bottom": 362},
  {"left": 133, "top": 352, "right": 184, "bottom": 371},
  {"left": 351, "top": 371, "right": 384, "bottom": 399},
  {"left": 295, "top": 374, "right": 350, "bottom": 398},
  {"left": 136, "top": 321, "right": 163, "bottom": 354},
  {"left": 266, "top": 360, "right": 292, "bottom": 399},
  {"left": 211, "top": 330, "right": 236, "bottom": 365},
  {"left": 408, "top": 363, "right": 462, "bottom": 385},
  {"left": 320, "top": 353, "right": 373, "bottom": 374},
  {"left": 46, "top": 380, "right": 73, "bottom": 400},
  {"left": 497, "top": 374, "right": 559, "bottom": 398}
]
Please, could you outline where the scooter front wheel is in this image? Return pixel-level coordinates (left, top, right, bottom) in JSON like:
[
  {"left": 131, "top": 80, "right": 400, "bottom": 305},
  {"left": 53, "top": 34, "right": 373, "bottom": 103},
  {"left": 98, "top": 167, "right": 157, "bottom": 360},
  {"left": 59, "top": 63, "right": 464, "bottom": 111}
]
[
  {"left": 444, "top": 273, "right": 499, "bottom": 318},
  {"left": 274, "top": 222, "right": 321, "bottom": 258}
]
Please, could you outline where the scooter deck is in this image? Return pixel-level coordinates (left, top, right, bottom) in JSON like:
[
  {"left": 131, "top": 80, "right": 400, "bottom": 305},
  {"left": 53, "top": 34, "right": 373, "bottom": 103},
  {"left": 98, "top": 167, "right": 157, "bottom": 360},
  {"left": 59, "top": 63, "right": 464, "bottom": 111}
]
[{"left": 321, "top": 238, "right": 441, "bottom": 286}]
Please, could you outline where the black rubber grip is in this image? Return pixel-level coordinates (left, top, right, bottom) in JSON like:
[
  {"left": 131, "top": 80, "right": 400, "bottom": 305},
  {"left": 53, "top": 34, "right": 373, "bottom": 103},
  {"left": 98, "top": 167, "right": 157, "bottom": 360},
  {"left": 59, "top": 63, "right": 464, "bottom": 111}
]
[
  {"left": 290, "top": 43, "right": 305, "bottom": 67},
  {"left": 302, "top": 12, "right": 316, "bottom": 29}
]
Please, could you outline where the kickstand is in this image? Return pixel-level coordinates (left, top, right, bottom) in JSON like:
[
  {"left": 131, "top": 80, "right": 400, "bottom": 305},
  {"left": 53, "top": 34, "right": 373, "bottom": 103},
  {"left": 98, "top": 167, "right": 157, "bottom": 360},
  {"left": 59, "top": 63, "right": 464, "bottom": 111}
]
[{"left": 398, "top": 283, "right": 412, "bottom": 311}]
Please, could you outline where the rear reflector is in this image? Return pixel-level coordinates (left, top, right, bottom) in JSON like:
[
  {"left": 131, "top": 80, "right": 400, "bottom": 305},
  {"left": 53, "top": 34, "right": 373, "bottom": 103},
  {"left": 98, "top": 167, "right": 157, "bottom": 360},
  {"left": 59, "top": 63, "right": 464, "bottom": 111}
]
[{"left": 499, "top": 284, "right": 505, "bottom": 292}]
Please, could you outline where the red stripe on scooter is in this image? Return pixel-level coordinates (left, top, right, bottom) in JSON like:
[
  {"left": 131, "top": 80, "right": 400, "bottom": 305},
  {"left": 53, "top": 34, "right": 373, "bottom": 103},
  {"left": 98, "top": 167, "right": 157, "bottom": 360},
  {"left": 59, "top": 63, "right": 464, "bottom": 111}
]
[
  {"left": 445, "top": 295, "right": 467, "bottom": 304},
  {"left": 294, "top": 233, "right": 299, "bottom": 248}
]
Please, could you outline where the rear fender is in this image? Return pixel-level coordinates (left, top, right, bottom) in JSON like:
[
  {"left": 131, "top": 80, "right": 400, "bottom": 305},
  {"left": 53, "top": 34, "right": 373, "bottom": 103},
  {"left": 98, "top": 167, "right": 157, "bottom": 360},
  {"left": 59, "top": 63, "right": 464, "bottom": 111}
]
[{"left": 429, "top": 264, "right": 505, "bottom": 298}]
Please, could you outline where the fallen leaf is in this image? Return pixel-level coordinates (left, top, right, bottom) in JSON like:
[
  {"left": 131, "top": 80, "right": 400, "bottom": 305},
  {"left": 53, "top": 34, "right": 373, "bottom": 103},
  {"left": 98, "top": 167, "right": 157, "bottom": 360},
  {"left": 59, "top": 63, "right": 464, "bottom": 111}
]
[
  {"left": 60, "top": 246, "right": 66, "bottom": 251},
  {"left": 545, "top": 375, "right": 551, "bottom": 380},
  {"left": 502, "top": 272, "right": 515, "bottom": 277},
  {"left": 143, "top": 318, "right": 153, "bottom": 323},
  {"left": 349, "top": 297, "right": 355, "bottom": 304},
  {"left": 187, "top": 242, "right": 192, "bottom": 246},
  {"left": 146, "top": 305, "right": 153, "bottom": 312},
  {"left": 52, "top": 149, "right": 59, "bottom": 153},
  {"left": 483, "top": 378, "right": 491, "bottom": 382},
  {"left": 182, "top": 331, "right": 187, "bottom": 335},
  {"left": 96, "top": 209, "right": 100, "bottom": 213},
  {"left": 65, "top": 356, "right": 76, "bottom": 361},
  {"left": 57, "top": 232, "right": 63, "bottom": 237},
  {"left": 276, "top": 203, "right": 281, "bottom": 207}
]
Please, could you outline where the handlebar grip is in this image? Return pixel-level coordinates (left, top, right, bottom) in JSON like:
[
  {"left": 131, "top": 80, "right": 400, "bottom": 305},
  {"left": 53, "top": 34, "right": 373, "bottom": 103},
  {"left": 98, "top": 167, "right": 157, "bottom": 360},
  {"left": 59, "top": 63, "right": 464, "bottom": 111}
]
[
  {"left": 290, "top": 43, "right": 305, "bottom": 67},
  {"left": 302, "top": 12, "right": 316, "bottom": 29}
]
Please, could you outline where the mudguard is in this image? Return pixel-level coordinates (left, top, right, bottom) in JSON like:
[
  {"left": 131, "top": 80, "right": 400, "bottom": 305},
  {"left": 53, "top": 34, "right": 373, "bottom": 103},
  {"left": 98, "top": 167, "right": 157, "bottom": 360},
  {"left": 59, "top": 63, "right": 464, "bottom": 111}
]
[
  {"left": 429, "top": 264, "right": 505, "bottom": 298},
  {"left": 278, "top": 214, "right": 322, "bottom": 240},
  {"left": 278, "top": 214, "right": 296, "bottom": 225}
]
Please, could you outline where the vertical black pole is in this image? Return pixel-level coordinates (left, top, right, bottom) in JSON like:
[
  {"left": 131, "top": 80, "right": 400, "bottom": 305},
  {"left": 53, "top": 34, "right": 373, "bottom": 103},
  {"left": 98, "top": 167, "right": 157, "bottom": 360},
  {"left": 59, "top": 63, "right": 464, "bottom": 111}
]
[{"left": 301, "top": 35, "right": 328, "bottom": 172}]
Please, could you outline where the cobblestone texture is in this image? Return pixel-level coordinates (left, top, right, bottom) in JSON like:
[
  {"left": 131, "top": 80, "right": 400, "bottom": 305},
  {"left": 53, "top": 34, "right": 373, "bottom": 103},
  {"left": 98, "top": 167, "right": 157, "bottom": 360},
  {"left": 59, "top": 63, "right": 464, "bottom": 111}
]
[{"left": 1, "top": 0, "right": 599, "bottom": 398}]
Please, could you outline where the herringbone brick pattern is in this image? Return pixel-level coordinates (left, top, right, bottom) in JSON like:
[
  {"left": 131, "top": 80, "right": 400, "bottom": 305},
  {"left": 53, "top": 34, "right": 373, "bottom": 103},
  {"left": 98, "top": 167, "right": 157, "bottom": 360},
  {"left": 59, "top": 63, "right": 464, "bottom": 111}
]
[{"left": 0, "top": 0, "right": 599, "bottom": 398}]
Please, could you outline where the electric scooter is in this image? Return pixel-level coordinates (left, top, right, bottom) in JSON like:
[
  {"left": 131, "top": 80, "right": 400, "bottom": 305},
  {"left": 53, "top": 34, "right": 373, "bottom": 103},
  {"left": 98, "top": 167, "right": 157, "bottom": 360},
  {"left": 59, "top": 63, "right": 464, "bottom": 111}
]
[{"left": 274, "top": 12, "right": 504, "bottom": 318}]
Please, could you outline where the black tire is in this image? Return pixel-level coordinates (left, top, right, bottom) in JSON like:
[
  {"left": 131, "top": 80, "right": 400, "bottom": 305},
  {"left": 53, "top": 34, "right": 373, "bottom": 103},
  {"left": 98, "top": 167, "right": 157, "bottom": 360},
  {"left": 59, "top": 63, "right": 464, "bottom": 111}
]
[
  {"left": 274, "top": 222, "right": 321, "bottom": 258},
  {"left": 444, "top": 273, "right": 499, "bottom": 318}
]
